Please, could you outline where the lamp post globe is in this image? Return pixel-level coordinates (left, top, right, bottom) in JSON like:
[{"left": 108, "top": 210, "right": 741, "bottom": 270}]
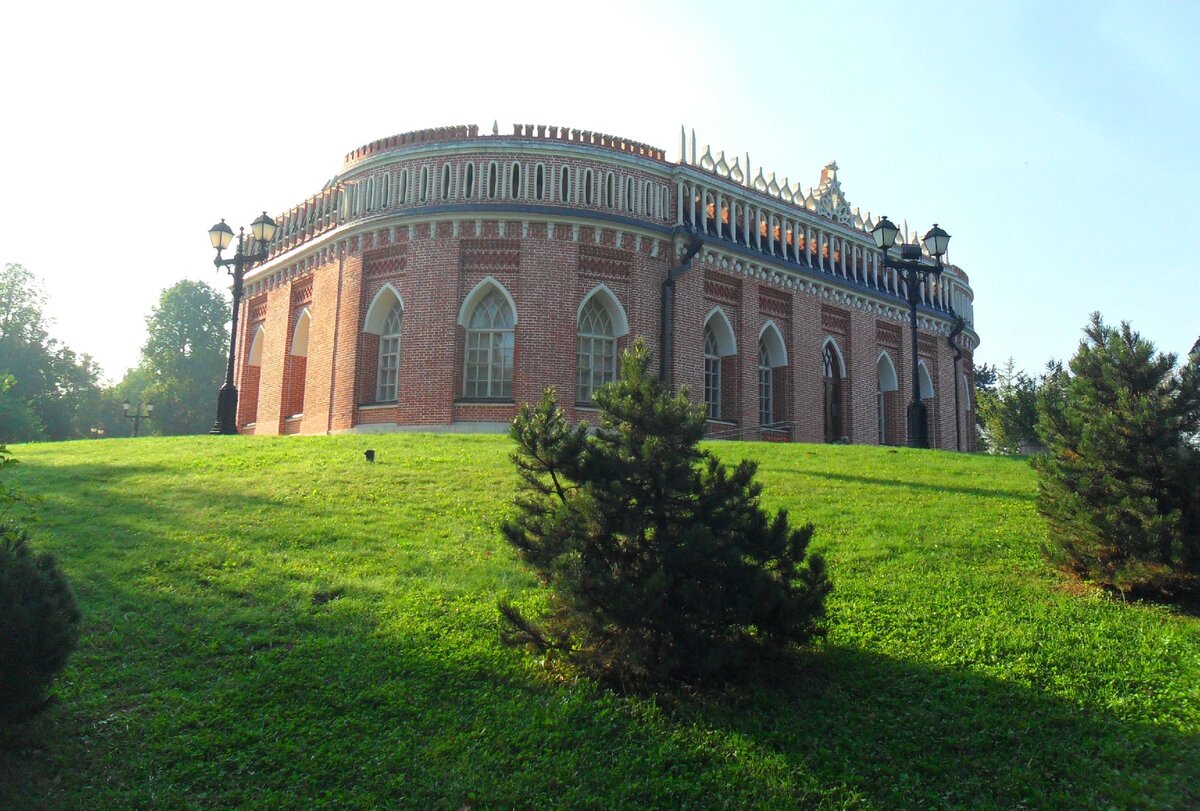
[
  {"left": 923, "top": 223, "right": 950, "bottom": 259},
  {"left": 871, "top": 215, "right": 899, "bottom": 252}
]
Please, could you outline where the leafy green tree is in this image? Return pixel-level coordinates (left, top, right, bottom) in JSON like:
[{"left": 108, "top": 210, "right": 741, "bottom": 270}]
[
  {"left": 499, "top": 339, "right": 831, "bottom": 689},
  {"left": 0, "top": 263, "right": 102, "bottom": 442},
  {"left": 137, "top": 280, "right": 229, "bottom": 435},
  {"left": 1033, "top": 313, "right": 1200, "bottom": 594},
  {"left": 976, "top": 358, "right": 1040, "bottom": 454}
]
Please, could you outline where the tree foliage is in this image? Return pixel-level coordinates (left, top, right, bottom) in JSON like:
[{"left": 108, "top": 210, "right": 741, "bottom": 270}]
[
  {"left": 975, "top": 358, "right": 1041, "bottom": 454},
  {"left": 499, "top": 339, "right": 831, "bottom": 689},
  {"left": 136, "top": 280, "right": 229, "bottom": 435},
  {"left": 0, "top": 263, "right": 103, "bottom": 442},
  {"left": 1033, "top": 313, "right": 1200, "bottom": 594}
]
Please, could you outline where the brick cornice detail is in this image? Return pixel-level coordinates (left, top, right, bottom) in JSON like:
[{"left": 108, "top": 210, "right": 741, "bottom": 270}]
[
  {"left": 461, "top": 238, "right": 520, "bottom": 271},
  {"left": 578, "top": 244, "right": 632, "bottom": 279}
]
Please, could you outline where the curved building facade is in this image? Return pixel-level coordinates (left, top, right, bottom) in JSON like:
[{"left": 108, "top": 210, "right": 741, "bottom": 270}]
[{"left": 236, "top": 123, "right": 979, "bottom": 448}]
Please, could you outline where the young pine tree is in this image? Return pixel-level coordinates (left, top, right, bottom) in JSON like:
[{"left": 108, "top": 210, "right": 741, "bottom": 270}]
[
  {"left": 499, "top": 339, "right": 830, "bottom": 689},
  {"left": 1033, "top": 313, "right": 1200, "bottom": 594}
]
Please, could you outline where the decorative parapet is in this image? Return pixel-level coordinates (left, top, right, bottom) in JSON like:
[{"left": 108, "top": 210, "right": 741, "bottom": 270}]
[{"left": 345, "top": 122, "right": 667, "bottom": 167}]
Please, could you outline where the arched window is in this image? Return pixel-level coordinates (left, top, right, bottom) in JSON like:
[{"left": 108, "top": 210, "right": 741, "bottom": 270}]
[
  {"left": 487, "top": 162, "right": 498, "bottom": 199},
  {"left": 918, "top": 361, "right": 935, "bottom": 400},
  {"left": 560, "top": 166, "right": 570, "bottom": 202},
  {"left": 583, "top": 169, "right": 594, "bottom": 205},
  {"left": 758, "top": 341, "right": 773, "bottom": 426},
  {"left": 705, "top": 327, "right": 722, "bottom": 420},
  {"left": 398, "top": 170, "right": 408, "bottom": 204},
  {"left": 877, "top": 351, "right": 899, "bottom": 445},
  {"left": 535, "top": 164, "right": 545, "bottom": 200},
  {"left": 703, "top": 309, "right": 737, "bottom": 421},
  {"left": 376, "top": 304, "right": 403, "bottom": 402},
  {"left": 239, "top": 325, "right": 265, "bottom": 428},
  {"left": 577, "top": 298, "right": 616, "bottom": 402},
  {"left": 464, "top": 289, "right": 514, "bottom": 398},
  {"left": 441, "top": 164, "right": 452, "bottom": 200},
  {"left": 287, "top": 309, "right": 311, "bottom": 417},
  {"left": 625, "top": 177, "right": 635, "bottom": 213},
  {"left": 366, "top": 178, "right": 375, "bottom": 212},
  {"left": 644, "top": 181, "right": 653, "bottom": 216},
  {"left": 604, "top": 172, "right": 615, "bottom": 208},
  {"left": 823, "top": 340, "right": 845, "bottom": 443},
  {"left": 511, "top": 162, "right": 522, "bottom": 199},
  {"left": 419, "top": 167, "right": 429, "bottom": 203},
  {"left": 381, "top": 173, "right": 391, "bottom": 208},
  {"left": 464, "top": 163, "right": 475, "bottom": 199}
]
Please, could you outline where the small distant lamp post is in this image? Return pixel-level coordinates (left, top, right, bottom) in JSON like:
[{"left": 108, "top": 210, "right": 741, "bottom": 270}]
[
  {"left": 871, "top": 216, "right": 950, "bottom": 449},
  {"left": 207, "top": 212, "right": 277, "bottom": 435},
  {"left": 122, "top": 400, "right": 154, "bottom": 438}
]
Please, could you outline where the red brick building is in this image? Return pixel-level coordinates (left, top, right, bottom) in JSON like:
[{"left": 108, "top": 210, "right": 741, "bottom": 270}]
[{"left": 236, "top": 123, "right": 979, "bottom": 448}]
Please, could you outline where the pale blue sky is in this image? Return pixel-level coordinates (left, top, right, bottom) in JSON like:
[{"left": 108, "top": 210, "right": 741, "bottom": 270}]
[{"left": 2, "top": 0, "right": 1196, "bottom": 382}]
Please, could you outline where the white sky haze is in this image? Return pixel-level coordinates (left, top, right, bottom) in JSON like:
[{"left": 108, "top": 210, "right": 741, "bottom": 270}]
[{"left": 2, "top": 0, "right": 1197, "bottom": 383}]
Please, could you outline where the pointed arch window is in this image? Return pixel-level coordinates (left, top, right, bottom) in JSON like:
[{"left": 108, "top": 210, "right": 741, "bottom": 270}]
[
  {"left": 577, "top": 298, "right": 617, "bottom": 402},
  {"left": 704, "top": 327, "right": 722, "bottom": 420},
  {"left": 823, "top": 341, "right": 845, "bottom": 442},
  {"left": 465, "top": 290, "right": 514, "bottom": 399},
  {"left": 376, "top": 304, "right": 403, "bottom": 402},
  {"left": 758, "top": 341, "right": 773, "bottom": 426}
]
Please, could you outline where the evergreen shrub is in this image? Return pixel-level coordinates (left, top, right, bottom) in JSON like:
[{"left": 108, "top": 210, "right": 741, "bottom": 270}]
[
  {"left": 1033, "top": 314, "right": 1200, "bottom": 595},
  {"left": 499, "top": 339, "right": 830, "bottom": 689}
]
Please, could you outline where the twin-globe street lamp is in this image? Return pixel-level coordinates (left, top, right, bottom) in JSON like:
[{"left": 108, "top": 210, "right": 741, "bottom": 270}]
[
  {"left": 122, "top": 399, "right": 154, "bottom": 437},
  {"left": 870, "top": 216, "right": 951, "bottom": 449},
  {"left": 207, "top": 213, "right": 278, "bottom": 435}
]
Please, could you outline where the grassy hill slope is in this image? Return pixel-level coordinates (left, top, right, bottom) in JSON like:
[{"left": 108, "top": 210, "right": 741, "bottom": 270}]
[{"left": 2, "top": 435, "right": 1197, "bottom": 809}]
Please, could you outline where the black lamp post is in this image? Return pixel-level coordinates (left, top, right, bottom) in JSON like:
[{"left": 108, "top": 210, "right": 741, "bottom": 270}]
[
  {"left": 871, "top": 216, "right": 950, "bottom": 449},
  {"left": 207, "top": 212, "right": 278, "bottom": 435},
  {"left": 122, "top": 399, "right": 154, "bottom": 437}
]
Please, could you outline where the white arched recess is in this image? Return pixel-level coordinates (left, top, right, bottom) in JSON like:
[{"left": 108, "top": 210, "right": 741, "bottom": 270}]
[
  {"left": 877, "top": 351, "right": 898, "bottom": 392},
  {"left": 363, "top": 283, "right": 405, "bottom": 334},
  {"left": 247, "top": 325, "right": 265, "bottom": 366},
  {"left": 758, "top": 321, "right": 787, "bottom": 367},
  {"left": 577, "top": 283, "right": 630, "bottom": 337},
  {"left": 457, "top": 276, "right": 519, "bottom": 327},
  {"left": 917, "top": 360, "right": 935, "bottom": 399},
  {"left": 290, "top": 308, "right": 311, "bottom": 357},
  {"left": 703, "top": 307, "right": 737, "bottom": 356}
]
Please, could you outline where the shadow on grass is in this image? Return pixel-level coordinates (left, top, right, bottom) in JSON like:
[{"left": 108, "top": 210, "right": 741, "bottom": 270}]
[
  {"left": 684, "top": 646, "right": 1198, "bottom": 809},
  {"left": 773, "top": 468, "right": 1036, "bottom": 503},
  {"left": 6, "top": 570, "right": 1196, "bottom": 809}
]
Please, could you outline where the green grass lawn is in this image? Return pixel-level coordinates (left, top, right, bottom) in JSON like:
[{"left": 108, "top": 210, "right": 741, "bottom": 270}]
[{"left": 2, "top": 435, "right": 1197, "bottom": 809}]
